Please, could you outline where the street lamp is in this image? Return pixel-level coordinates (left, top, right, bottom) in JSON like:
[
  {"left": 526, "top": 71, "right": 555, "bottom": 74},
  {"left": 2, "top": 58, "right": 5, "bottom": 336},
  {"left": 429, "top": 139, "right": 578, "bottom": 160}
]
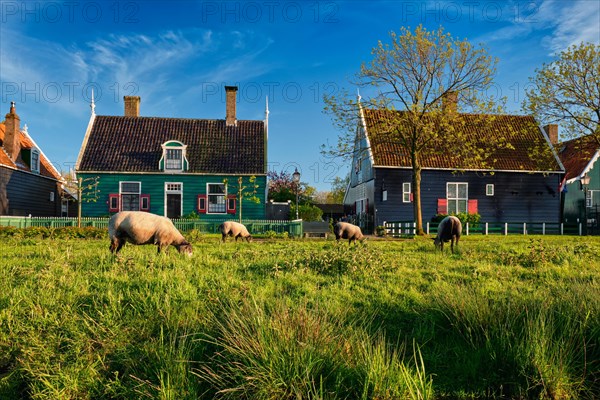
[
  {"left": 581, "top": 174, "right": 591, "bottom": 234},
  {"left": 292, "top": 168, "right": 301, "bottom": 220}
]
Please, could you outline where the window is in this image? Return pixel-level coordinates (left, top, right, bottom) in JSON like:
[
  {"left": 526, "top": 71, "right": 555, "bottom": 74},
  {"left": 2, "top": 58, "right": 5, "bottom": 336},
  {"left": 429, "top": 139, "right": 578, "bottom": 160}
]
[
  {"left": 31, "top": 149, "right": 40, "bottom": 173},
  {"left": 207, "top": 183, "right": 226, "bottom": 214},
  {"left": 403, "top": 182, "right": 411, "bottom": 203},
  {"left": 165, "top": 149, "right": 182, "bottom": 170},
  {"left": 486, "top": 184, "right": 494, "bottom": 196},
  {"left": 382, "top": 190, "right": 388, "bottom": 202},
  {"left": 120, "top": 182, "right": 141, "bottom": 211},
  {"left": 447, "top": 183, "right": 468, "bottom": 214},
  {"left": 160, "top": 140, "right": 188, "bottom": 172},
  {"left": 587, "top": 190, "right": 600, "bottom": 208}
]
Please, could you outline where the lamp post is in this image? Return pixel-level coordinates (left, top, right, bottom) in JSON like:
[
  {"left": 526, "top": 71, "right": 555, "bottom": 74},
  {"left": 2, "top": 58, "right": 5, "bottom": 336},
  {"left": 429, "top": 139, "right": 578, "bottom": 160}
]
[
  {"left": 581, "top": 174, "right": 590, "bottom": 234},
  {"left": 292, "top": 168, "right": 301, "bottom": 220}
]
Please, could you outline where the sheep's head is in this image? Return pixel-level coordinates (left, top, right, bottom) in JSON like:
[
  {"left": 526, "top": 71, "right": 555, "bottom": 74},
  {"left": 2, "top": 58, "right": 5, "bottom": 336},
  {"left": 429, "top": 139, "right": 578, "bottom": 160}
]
[
  {"left": 432, "top": 237, "right": 442, "bottom": 250},
  {"left": 246, "top": 235, "right": 253, "bottom": 243},
  {"left": 177, "top": 242, "right": 193, "bottom": 256}
]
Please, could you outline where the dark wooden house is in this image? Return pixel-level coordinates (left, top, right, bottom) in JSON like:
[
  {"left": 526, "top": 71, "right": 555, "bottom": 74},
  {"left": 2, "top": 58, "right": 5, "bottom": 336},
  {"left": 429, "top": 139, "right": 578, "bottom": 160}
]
[
  {"left": 557, "top": 133, "right": 600, "bottom": 228},
  {"left": 344, "top": 104, "right": 565, "bottom": 231},
  {"left": 1, "top": 102, "right": 65, "bottom": 216},
  {"left": 76, "top": 87, "right": 268, "bottom": 219}
]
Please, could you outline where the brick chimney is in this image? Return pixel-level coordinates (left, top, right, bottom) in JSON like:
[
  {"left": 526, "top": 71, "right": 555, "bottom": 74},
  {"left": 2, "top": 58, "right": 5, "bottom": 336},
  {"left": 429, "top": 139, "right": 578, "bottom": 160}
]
[
  {"left": 225, "top": 86, "right": 237, "bottom": 126},
  {"left": 442, "top": 91, "right": 458, "bottom": 113},
  {"left": 124, "top": 96, "right": 141, "bottom": 117},
  {"left": 3, "top": 101, "right": 21, "bottom": 162},
  {"left": 543, "top": 124, "right": 559, "bottom": 145}
]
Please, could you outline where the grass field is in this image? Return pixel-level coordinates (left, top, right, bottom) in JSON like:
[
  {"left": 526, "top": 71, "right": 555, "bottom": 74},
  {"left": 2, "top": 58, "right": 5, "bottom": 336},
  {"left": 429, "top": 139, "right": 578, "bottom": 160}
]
[{"left": 0, "top": 233, "right": 598, "bottom": 399}]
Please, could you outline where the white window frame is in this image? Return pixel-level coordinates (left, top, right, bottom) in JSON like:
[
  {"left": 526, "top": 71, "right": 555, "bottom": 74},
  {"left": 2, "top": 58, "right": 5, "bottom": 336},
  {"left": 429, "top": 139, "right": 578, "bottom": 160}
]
[
  {"left": 447, "top": 182, "right": 468, "bottom": 214},
  {"left": 31, "top": 148, "right": 40, "bottom": 173},
  {"left": 164, "top": 182, "right": 183, "bottom": 217},
  {"left": 587, "top": 190, "right": 599, "bottom": 208},
  {"left": 402, "top": 182, "right": 411, "bottom": 203},
  {"left": 486, "top": 184, "right": 494, "bottom": 196},
  {"left": 207, "top": 182, "right": 227, "bottom": 214},
  {"left": 120, "top": 181, "right": 141, "bottom": 211},
  {"left": 160, "top": 141, "right": 188, "bottom": 173}
]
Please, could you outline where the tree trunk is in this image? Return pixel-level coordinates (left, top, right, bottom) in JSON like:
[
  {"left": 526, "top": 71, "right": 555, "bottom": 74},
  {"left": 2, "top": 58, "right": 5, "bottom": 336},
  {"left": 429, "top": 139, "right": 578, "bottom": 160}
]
[{"left": 413, "top": 166, "right": 424, "bottom": 235}]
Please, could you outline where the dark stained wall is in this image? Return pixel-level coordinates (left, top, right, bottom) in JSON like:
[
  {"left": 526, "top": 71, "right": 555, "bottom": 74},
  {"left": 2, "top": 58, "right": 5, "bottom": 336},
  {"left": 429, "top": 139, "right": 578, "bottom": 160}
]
[
  {"left": 373, "top": 168, "right": 562, "bottom": 225},
  {"left": 1, "top": 167, "right": 61, "bottom": 216}
]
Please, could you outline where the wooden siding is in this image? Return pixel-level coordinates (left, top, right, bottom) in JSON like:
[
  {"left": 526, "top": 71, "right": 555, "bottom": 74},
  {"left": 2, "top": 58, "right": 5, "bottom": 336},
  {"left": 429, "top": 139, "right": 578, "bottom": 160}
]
[
  {"left": 373, "top": 168, "right": 562, "bottom": 225},
  {"left": 77, "top": 173, "right": 267, "bottom": 219},
  {"left": 1, "top": 167, "right": 61, "bottom": 216},
  {"left": 562, "top": 160, "right": 600, "bottom": 223}
]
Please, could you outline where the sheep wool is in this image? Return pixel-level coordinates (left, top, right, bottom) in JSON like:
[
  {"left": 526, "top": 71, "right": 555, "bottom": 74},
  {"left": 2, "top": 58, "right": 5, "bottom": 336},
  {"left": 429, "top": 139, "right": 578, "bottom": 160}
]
[{"left": 109, "top": 211, "right": 193, "bottom": 255}]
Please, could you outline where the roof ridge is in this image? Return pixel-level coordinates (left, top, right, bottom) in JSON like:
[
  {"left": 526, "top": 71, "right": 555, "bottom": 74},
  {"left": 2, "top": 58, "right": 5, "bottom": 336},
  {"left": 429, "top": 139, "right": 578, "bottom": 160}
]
[{"left": 95, "top": 115, "right": 264, "bottom": 123}]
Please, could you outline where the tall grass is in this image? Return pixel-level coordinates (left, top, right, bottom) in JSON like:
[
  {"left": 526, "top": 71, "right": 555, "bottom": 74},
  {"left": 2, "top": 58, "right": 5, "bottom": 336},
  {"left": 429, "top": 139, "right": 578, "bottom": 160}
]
[{"left": 0, "top": 234, "right": 598, "bottom": 399}]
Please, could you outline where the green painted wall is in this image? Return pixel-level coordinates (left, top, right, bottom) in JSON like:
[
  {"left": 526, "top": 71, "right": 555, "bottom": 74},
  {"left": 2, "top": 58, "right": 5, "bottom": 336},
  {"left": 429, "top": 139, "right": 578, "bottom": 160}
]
[
  {"left": 562, "top": 163, "right": 600, "bottom": 224},
  {"left": 77, "top": 173, "right": 267, "bottom": 220}
]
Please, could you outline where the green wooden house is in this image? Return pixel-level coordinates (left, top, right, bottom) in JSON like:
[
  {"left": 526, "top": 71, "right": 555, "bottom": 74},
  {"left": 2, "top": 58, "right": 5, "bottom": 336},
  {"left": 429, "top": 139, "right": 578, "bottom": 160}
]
[
  {"left": 558, "top": 132, "right": 600, "bottom": 228},
  {"left": 75, "top": 86, "right": 268, "bottom": 220}
]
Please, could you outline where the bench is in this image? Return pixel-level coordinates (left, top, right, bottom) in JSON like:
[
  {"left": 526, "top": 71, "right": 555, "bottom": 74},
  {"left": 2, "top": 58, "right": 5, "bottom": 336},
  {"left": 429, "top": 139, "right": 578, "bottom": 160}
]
[{"left": 302, "top": 221, "right": 330, "bottom": 238}]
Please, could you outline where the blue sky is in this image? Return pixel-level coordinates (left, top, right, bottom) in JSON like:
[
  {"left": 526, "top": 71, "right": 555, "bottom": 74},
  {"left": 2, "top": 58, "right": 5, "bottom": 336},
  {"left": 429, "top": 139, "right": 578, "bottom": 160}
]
[{"left": 1, "top": 0, "right": 599, "bottom": 191}]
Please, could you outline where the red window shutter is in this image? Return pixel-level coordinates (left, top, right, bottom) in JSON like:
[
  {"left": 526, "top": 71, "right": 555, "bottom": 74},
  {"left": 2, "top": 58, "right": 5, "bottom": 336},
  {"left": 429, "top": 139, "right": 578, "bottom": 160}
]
[
  {"left": 227, "top": 195, "right": 236, "bottom": 214},
  {"left": 140, "top": 194, "right": 151, "bottom": 211},
  {"left": 468, "top": 199, "right": 478, "bottom": 214},
  {"left": 197, "top": 194, "right": 207, "bottom": 214},
  {"left": 365, "top": 198, "right": 369, "bottom": 213},
  {"left": 410, "top": 192, "right": 414, "bottom": 202},
  {"left": 437, "top": 198, "right": 448, "bottom": 214},
  {"left": 108, "top": 194, "right": 120, "bottom": 212}
]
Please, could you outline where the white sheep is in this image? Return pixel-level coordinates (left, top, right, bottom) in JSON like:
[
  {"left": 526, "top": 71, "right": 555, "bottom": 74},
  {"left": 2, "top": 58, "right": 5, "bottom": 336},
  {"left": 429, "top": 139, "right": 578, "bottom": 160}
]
[
  {"left": 219, "top": 221, "right": 252, "bottom": 242},
  {"left": 432, "top": 215, "right": 462, "bottom": 254},
  {"left": 108, "top": 211, "right": 193, "bottom": 255},
  {"left": 334, "top": 222, "right": 365, "bottom": 244}
]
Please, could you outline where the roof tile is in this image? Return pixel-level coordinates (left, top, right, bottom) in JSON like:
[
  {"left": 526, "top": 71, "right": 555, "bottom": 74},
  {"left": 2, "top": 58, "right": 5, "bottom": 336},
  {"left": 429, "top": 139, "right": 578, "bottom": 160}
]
[{"left": 78, "top": 116, "right": 266, "bottom": 174}]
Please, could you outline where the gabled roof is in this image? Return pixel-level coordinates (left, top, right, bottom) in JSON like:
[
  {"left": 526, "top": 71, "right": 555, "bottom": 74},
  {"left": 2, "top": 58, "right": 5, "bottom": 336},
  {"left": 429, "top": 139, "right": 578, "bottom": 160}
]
[
  {"left": 0, "top": 122, "right": 62, "bottom": 181},
  {"left": 362, "top": 109, "right": 564, "bottom": 173},
  {"left": 77, "top": 116, "right": 266, "bottom": 175},
  {"left": 558, "top": 135, "right": 600, "bottom": 182}
]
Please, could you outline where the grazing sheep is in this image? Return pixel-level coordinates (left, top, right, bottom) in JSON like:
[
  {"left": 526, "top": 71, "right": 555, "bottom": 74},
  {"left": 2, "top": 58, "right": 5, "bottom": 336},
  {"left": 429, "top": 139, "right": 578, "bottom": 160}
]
[
  {"left": 433, "top": 215, "right": 462, "bottom": 254},
  {"left": 108, "top": 211, "right": 192, "bottom": 255},
  {"left": 334, "top": 222, "right": 365, "bottom": 244},
  {"left": 219, "top": 221, "right": 252, "bottom": 242}
]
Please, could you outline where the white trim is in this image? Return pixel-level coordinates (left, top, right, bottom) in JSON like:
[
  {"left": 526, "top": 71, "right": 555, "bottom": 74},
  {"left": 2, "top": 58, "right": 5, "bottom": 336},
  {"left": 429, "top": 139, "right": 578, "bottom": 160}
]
[
  {"left": 538, "top": 125, "right": 566, "bottom": 173},
  {"left": 119, "top": 181, "right": 142, "bottom": 212},
  {"left": 160, "top": 140, "right": 188, "bottom": 172},
  {"left": 164, "top": 182, "right": 183, "bottom": 217},
  {"left": 566, "top": 150, "right": 600, "bottom": 184},
  {"left": 357, "top": 98, "right": 375, "bottom": 166},
  {"left": 447, "top": 182, "right": 469, "bottom": 214},
  {"left": 20, "top": 128, "right": 62, "bottom": 180},
  {"left": 402, "top": 182, "right": 411, "bottom": 203},
  {"left": 486, "top": 184, "right": 494, "bottom": 196},
  {"left": 206, "top": 182, "right": 227, "bottom": 214},
  {"left": 30, "top": 148, "right": 40, "bottom": 173},
  {"left": 76, "top": 113, "right": 96, "bottom": 171}
]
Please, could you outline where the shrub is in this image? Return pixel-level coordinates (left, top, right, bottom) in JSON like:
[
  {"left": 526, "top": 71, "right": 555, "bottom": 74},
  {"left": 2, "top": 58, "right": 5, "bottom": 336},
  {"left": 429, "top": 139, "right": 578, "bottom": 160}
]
[
  {"left": 289, "top": 204, "right": 323, "bottom": 222},
  {"left": 432, "top": 212, "right": 481, "bottom": 227}
]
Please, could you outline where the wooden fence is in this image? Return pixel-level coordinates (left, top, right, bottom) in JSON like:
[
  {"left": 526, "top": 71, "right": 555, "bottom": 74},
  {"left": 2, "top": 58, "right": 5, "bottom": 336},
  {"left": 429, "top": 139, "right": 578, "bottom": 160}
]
[
  {"left": 0, "top": 217, "right": 303, "bottom": 237},
  {"left": 384, "top": 221, "right": 587, "bottom": 237}
]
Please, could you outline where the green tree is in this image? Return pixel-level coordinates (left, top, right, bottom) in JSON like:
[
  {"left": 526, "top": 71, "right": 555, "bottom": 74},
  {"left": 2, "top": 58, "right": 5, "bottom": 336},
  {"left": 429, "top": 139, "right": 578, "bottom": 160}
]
[
  {"left": 324, "top": 25, "right": 506, "bottom": 235},
  {"left": 523, "top": 42, "right": 600, "bottom": 141},
  {"left": 224, "top": 176, "right": 260, "bottom": 223}
]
